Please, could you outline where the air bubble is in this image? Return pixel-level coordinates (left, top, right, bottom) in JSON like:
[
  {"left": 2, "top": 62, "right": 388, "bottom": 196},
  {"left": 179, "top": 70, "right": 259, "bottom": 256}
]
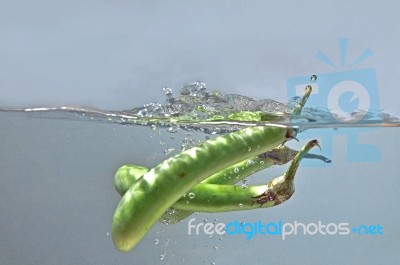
[
  {"left": 241, "top": 179, "right": 248, "bottom": 189},
  {"left": 167, "top": 125, "right": 179, "bottom": 133},
  {"left": 246, "top": 159, "right": 254, "bottom": 166},
  {"left": 310, "top": 74, "right": 317, "bottom": 81},
  {"left": 163, "top": 87, "right": 173, "bottom": 97},
  {"left": 164, "top": 148, "right": 175, "bottom": 156},
  {"left": 188, "top": 192, "right": 196, "bottom": 199}
]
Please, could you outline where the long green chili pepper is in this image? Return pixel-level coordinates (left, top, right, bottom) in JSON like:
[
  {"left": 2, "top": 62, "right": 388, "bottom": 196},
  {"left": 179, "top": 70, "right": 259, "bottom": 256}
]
[
  {"left": 112, "top": 125, "right": 295, "bottom": 252},
  {"left": 115, "top": 145, "right": 300, "bottom": 223},
  {"left": 114, "top": 140, "right": 318, "bottom": 214},
  {"left": 114, "top": 145, "right": 299, "bottom": 224},
  {"left": 115, "top": 143, "right": 330, "bottom": 222},
  {"left": 114, "top": 145, "right": 298, "bottom": 197}
]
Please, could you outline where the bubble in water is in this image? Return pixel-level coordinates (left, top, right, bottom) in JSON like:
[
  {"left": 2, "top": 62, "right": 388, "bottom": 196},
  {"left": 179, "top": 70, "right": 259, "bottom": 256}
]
[
  {"left": 188, "top": 192, "right": 196, "bottom": 199},
  {"left": 246, "top": 159, "right": 254, "bottom": 166},
  {"left": 167, "top": 125, "right": 179, "bottom": 133},
  {"left": 165, "top": 208, "right": 176, "bottom": 215},
  {"left": 164, "top": 148, "right": 175, "bottom": 156},
  {"left": 241, "top": 179, "right": 248, "bottom": 189}
]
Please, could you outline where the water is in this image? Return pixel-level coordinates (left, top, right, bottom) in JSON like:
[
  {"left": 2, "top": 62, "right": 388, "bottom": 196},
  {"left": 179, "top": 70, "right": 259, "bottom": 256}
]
[
  {"left": 0, "top": 82, "right": 399, "bottom": 264},
  {"left": 1, "top": 81, "right": 399, "bottom": 133}
]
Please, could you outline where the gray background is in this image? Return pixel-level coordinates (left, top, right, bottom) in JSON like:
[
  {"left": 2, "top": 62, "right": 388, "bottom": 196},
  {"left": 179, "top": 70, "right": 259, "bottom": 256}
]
[{"left": 1, "top": 0, "right": 399, "bottom": 264}]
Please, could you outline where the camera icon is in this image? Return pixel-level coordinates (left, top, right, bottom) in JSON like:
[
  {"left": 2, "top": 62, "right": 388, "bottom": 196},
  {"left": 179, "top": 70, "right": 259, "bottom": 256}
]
[{"left": 287, "top": 68, "right": 381, "bottom": 166}]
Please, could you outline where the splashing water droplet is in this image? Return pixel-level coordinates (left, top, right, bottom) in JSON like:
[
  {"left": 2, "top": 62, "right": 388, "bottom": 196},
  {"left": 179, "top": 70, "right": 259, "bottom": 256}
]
[
  {"left": 288, "top": 96, "right": 301, "bottom": 112},
  {"left": 163, "top": 87, "right": 173, "bottom": 97},
  {"left": 188, "top": 192, "right": 196, "bottom": 199}
]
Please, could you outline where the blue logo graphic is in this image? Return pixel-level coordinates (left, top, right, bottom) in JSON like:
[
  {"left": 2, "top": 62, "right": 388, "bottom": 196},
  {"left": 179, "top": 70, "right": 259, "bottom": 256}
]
[{"left": 287, "top": 38, "right": 382, "bottom": 166}]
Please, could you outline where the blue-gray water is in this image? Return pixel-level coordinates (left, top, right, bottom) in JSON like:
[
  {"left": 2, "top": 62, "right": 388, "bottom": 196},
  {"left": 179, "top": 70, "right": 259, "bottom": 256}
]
[
  {"left": 1, "top": 104, "right": 399, "bottom": 264},
  {"left": 2, "top": 0, "right": 400, "bottom": 264}
]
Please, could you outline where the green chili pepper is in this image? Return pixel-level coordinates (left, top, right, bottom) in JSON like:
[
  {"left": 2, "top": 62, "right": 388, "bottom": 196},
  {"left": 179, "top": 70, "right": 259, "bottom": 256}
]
[
  {"left": 115, "top": 139, "right": 318, "bottom": 213},
  {"left": 112, "top": 125, "right": 295, "bottom": 252},
  {"left": 114, "top": 145, "right": 300, "bottom": 223},
  {"left": 114, "top": 145, "right": 298, "bottom": 224}
]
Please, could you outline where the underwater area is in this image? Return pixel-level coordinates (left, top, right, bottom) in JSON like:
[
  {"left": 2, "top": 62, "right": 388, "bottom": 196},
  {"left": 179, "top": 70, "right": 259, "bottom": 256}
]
[
  {"left": 1, "top": 82, "right": 400, "bottom": 264},
  {"left": 1, "top": 1, "right": 400, "bottom": 264}
]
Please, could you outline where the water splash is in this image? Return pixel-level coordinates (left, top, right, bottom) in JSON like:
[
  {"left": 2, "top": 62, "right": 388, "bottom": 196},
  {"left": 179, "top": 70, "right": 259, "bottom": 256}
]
[{"left": 0, "top": 81, "right": 399, "bottom": 133}]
